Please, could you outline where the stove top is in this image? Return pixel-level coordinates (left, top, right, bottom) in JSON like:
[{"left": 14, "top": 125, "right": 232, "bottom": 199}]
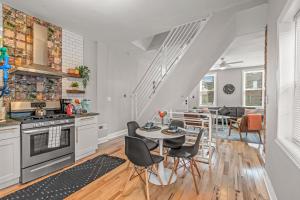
[
  {"left": 12, "top": 114, "right": 75, "bottom": 129},
  {"left": 15, "top": 114, "right": 74, "bottom": 123}
]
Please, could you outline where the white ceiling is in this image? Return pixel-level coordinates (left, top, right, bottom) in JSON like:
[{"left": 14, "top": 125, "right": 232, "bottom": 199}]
[
  {"left": 3, "top": 0, "right": 259, "bottom": 43},
  {"left": 212, "top": 31, "right": 265, "bottom": 70}
]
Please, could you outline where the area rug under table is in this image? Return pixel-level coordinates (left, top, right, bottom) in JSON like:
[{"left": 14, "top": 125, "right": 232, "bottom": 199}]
[{"left": 1, "top": 154, "right": 125, "bottom": 200}]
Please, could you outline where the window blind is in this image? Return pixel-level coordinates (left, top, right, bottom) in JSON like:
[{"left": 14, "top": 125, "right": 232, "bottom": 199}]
[{"left": 294, "top": 17, "right": 300, "bottom": 144}]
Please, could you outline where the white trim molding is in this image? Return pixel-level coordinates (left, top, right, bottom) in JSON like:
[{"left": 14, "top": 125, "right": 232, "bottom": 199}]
[
  {"left": 97, "top": 129, "right": 127, "bottom": 144},
  {"left": 275, "top": 138, "right": 300, "bottom": 169},
  {"left": 263, "top": 169, "right": 278, "bottom": 200}
]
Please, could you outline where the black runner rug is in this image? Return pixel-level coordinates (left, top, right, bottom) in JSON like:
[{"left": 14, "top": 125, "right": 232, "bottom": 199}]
[{"left": 1, "top": 154, "right": 125, "bottom": 200}]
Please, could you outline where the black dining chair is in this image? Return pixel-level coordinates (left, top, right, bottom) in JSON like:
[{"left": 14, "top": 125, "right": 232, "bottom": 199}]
[
  {"left": 123, "top": 136, "right": 164, "bottom": 200},
  {"left": 167, "top": 129, "right": 204, "bottom": 194},
  {"left": 127, "top": 121, "right": 158, "bottom": 151},
  {"left": 163, "top": 120, "right": 186, "bottom": 149}
]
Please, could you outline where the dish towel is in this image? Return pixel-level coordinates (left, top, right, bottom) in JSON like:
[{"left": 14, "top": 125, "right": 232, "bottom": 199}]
[
  {"left": 48, "top": 126, "right": 62, "bottom": 148},
  {"left": 48, "top": 126, "right": 54, "bottom": 148}
]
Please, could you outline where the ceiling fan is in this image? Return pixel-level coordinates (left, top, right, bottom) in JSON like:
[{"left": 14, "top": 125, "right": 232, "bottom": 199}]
[{"left": 216, "top": 58, "right": 243, "bottom": 70}]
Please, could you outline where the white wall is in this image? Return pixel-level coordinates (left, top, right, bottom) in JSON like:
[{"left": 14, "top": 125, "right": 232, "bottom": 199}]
[
  {"left": 97, "top": 42, "right": 140, "bottom": 136},
  {"left": 188, "top": 66, "right": 264, "bottom": 108},
  {"left": 265, "top": 0, "right": 300, "bottom": 200},
  {"left": 83, "top": 39, "right": 98, "bottom": 112}
]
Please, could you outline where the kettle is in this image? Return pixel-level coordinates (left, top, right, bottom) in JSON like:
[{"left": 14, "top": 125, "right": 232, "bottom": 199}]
[{"left": 35, "top": 107, "right": 46, "bottom": 117}]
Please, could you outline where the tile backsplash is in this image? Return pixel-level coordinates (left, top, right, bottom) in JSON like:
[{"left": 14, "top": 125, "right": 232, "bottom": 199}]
[{"left": 11, "top": 75, "right": 62, "bottom": 101}]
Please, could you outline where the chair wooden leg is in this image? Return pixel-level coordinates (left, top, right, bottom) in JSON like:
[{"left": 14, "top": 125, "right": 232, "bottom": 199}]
[
  {"left": 182, "top": 159, "right": 187, "bottom": 177},
  {"left": 168, "top": 158, "right": 179, "bottom": 185},
  {"left": 239, "top": 131, "right": 243, "bottom": 141},
  {"left": 192, "top": 159, "right": 201, "bottom": 178},
  {"left": 126, "top": 161, "right": 131, "bottom": 169},
  {"left": 145, "top": 169, "right": 150, "bottom": 200},
  {"left": 190, "top": 160, "right": 199, "bottom": 194},
  {"left": 258, "top": 131, "right": 262, "bottom": 143},
  {"left": 153, "top": 164, "right": 164, "bottom": 186},
  {"left": 123, "top": 166, "right": 135, "bottom": 193},
  {"left": 246, "top": 132, "right": 248, "bottom": 137}
]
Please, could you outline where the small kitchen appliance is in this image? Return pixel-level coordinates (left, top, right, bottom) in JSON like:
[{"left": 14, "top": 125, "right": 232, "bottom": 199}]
[{"left": 10, "top": 101, "right": 75, "bottom": 183}]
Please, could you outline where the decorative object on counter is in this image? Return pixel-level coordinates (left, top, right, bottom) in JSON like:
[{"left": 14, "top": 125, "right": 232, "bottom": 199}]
[
  {"left": 81, "top": 99, "right": 92, "bottom": 113},
  {"left": 66, "top": 103, "right": 74, "bottom": 116},
  {"left": 70, "top": 81, "right": 79, "bottom": 88},
  {"left": 158, "top": 110, "right": 167, "bottom": 126},
  {"left": 76, "top": 65, "right": 90, "bottom": 88},
  {"left": 71, "top": 98, "right": 82, "bottom": 114}
]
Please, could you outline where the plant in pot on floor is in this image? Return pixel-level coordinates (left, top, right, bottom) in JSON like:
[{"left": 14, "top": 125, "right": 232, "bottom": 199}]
[{"left": 76, "top": 65, "right": 90, "bottom": 88}]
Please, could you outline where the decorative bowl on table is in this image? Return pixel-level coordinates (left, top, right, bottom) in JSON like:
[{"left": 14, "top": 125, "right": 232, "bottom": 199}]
[
  {"left": 162, "top": 127, "right": 185, "bottom": 135},
  {"left": 140, "top": 122, "right": 161, "bottom": 131}
]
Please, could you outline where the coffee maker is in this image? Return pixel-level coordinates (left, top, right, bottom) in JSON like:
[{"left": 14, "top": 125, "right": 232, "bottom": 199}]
[{"left": 60, "top": 99, "right": 72, "bottom": 114}]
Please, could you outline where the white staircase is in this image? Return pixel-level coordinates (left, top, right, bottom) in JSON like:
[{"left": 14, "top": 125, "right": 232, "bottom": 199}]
[
  {"left": 132, "top": 18, "right": 209, "bottom": 119},
  {"left": 132, "top": 1, "right": 267, "bottom": 123}
]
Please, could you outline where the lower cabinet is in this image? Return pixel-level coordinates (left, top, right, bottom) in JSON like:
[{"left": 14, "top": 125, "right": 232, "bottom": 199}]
[
  {"left": 75, "top": 116, "right": 98, "bottom": 161},
  {"left": 0, "top": 125, "right": 20, "bottom": 189}
]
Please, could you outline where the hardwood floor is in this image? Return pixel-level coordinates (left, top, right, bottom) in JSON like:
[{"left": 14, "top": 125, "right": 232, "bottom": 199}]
[{"left": 0, "top": 137, "right": 269, "bottom": 200}]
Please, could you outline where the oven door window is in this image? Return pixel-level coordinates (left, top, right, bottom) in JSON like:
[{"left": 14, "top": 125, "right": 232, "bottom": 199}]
[{"left": 30, "top": 128, "right": 70, "bottom": 156}]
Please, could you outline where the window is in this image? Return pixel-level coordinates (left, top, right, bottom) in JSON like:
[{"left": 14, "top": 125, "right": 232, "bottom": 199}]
[
  {"left": 199, "top": 74, "right": 216, "bottom": 106},
  {"left": 243, "top": 70, "right": 264, "bottom": 107}
]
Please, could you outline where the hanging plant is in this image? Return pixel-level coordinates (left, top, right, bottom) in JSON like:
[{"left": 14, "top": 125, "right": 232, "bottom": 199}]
[{"left": 76, "top": 65, "right": 90, "bottom": 88}]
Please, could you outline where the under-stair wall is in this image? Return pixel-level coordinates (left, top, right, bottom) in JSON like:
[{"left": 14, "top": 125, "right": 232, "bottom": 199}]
[{"left": 136, "top": 1, "right": 267, "bottom": 124}]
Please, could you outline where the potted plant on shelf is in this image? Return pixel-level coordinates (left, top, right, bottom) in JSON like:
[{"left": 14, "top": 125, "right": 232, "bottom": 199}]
[
  {"left": 76, "top": 65, "right": 90, "bottom": 88},
  {"left": 70, "top": 81, "right": 79, "bottom": 89}
]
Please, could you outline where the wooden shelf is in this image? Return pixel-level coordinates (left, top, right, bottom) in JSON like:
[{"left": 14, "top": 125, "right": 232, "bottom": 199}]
[
  {"left": 65, "top": 73, "right": 82, "bottom": 78},
  {"left": 66, "top": 89, "right": 85, "bottom": 94},
  {"left": 65, "top": 73, "right": 81, "bottom": 78}
]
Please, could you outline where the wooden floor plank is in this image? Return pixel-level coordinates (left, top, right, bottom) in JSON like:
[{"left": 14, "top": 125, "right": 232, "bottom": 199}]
[{"left": 0, "top": 137, "right": 269, "bottom": 200}]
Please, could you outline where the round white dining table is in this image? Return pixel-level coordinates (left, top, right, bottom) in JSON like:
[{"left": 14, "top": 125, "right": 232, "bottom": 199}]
[{"left": 136, "top": 126, "right": 184, "bottom": 185}]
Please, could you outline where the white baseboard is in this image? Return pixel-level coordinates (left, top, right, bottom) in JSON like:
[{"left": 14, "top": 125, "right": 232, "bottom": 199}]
[
  {"left": 98, "top": 129, "right": 127, "bottom": 144},
  {"left": 263, "top": 169, "right": 278, "bottom": 200}
]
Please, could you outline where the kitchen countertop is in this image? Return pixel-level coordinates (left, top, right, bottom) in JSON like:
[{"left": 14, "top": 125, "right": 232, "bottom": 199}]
[
  {"left": 0, "top": 119, "right": 21, "bottom": 128},
  {"left": 72, "top": 113, "right": 99, "bottom": 118}
]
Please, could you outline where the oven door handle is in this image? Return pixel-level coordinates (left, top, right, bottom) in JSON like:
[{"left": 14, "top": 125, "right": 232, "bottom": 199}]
[{"left": 22, "top": 124, "right": 74, "bottom": 134}]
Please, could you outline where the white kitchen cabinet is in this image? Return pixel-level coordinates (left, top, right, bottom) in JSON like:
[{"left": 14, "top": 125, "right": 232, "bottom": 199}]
[
  {"left": 75, "top": 115, "right": 98, "bottom": 161},
  {"left": 0, "top": 125, "right": 20, "bottom": 189}
]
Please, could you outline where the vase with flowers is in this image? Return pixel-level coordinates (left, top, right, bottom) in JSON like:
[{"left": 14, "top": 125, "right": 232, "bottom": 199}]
[{"left": 158, "top": 111, "right": 167, "bottom": 126}]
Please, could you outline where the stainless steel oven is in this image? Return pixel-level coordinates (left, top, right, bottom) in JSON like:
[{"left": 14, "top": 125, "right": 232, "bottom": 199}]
[
  {"left": 10, "top": 101, "right": 76, "bottom": 183},
  {"left": 21, "top": 123, "right": 75, "bottom": 183},
  {"left": 22, "top": 124, "right": 74, "bottom": 168}
]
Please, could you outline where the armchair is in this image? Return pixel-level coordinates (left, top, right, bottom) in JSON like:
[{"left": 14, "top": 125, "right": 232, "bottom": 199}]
[{"left": 228, "top": 114, "right": 263, "bottom": 143}]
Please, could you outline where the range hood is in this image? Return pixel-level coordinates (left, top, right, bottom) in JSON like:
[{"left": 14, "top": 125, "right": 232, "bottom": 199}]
[{"left": 11, "top": 23, "right": 65, "bottom": 78}]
